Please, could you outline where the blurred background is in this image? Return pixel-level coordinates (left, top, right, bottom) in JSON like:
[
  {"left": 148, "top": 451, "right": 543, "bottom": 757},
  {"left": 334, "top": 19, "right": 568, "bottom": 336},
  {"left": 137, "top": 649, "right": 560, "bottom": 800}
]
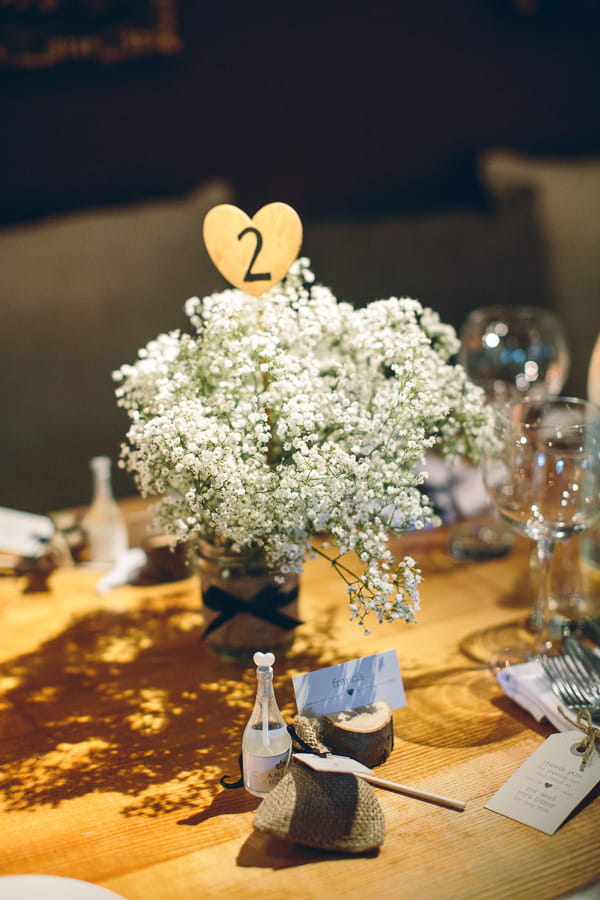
[{"left": 1, "top": 0, "right": 599, "bottom": 513}]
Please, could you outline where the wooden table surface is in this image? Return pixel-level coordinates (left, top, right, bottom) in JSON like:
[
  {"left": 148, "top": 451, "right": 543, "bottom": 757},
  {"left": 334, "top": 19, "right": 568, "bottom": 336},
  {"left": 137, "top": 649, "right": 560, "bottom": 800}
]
[{"left": 0, "top": 523, "right": 598, "bottom": 900}]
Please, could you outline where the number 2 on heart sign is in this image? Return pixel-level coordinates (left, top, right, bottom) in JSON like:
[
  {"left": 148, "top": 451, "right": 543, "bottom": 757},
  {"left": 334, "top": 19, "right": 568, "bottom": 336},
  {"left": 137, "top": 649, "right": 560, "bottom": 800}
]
[
  {"left": 202, "top": 202, "right": 303, "bottom": 297},
  {"left": 237, "top": 226, "right": 271, "bottom": 283}
]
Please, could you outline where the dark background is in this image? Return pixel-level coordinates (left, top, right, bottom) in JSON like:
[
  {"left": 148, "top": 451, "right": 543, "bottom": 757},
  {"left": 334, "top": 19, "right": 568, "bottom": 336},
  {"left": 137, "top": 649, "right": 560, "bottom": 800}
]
[
  {"left": 1, "top": 0, "right": 600, "bottom": 513},
  {"left": 2, "top": 0, "right": 600, "bottom": 227}
]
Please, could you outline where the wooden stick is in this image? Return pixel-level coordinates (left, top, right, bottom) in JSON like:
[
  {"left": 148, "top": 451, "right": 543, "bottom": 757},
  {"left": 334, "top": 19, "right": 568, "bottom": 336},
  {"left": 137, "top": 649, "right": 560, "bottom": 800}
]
[{"left": 354, "top": 772, "right": 466, "bottom": 812}]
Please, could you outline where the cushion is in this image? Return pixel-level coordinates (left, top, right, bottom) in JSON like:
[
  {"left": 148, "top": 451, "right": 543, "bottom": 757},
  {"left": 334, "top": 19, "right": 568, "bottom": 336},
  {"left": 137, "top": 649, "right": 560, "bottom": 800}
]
[
  {"left": 302, "top": 185, "right": 551, "bottom": 332},
  {"left": 0, "top": 179, "right": 233, "bottom": 513},
  {"left": 480, "top": 150, "right": 600, "bottom": 399}
]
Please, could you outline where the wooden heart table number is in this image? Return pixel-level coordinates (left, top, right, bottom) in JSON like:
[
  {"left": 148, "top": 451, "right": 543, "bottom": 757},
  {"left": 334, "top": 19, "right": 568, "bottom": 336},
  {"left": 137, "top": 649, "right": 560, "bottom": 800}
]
[{"left": 202, "top": 202, "right": 303, "bottom": 296}]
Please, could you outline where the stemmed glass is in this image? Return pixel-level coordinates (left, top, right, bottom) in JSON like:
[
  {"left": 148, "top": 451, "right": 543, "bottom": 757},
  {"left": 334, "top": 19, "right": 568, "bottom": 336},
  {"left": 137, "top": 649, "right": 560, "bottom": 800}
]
[
  {"left": 450, "top": 305, "right": 570, "bottom": 560},
  {"left": 481, "top": 397, "right": 600, "bottom": 665}
]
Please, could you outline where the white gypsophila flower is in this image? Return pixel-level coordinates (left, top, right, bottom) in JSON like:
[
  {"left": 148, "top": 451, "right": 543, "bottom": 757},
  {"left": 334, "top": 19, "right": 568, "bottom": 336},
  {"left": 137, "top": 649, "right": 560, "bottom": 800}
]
[{"left": 114, "top": 257, "right": 494, "bottom": 631}]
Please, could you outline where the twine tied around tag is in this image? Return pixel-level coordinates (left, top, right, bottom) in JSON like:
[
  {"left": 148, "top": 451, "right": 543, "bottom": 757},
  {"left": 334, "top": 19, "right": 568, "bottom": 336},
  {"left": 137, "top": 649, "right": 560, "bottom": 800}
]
[{"left": 558, "top": 706, "right": 600, "bottom": 770}]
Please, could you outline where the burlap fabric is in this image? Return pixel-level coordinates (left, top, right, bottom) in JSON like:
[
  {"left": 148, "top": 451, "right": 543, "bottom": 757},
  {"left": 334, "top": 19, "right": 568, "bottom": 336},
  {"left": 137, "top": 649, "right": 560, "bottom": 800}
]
[
  {"left": 254, "top": 759, "right": 385, "bottom": 853},
  {"left": 291, "top": 715, "right": 331, "bottom": 755}
]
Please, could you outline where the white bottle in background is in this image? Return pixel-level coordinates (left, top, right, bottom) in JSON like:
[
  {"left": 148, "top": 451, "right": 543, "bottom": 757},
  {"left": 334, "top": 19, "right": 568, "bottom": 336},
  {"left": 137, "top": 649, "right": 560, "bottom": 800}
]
[{"left": 82, "top": 456, "right": 128, "bottom": 567}]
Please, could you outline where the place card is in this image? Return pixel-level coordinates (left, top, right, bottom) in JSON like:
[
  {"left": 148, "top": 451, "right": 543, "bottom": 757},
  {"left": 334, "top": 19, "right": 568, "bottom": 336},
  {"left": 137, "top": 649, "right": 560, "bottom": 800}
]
[
  {"left": 292, "top": 649, "right": 406, "bottom": 717},
  {"left": 485, "top": 731, "right": 600, "bottom": 834},
  {"left": 0, "top": 506, "right": 55, "bottom": 558}
]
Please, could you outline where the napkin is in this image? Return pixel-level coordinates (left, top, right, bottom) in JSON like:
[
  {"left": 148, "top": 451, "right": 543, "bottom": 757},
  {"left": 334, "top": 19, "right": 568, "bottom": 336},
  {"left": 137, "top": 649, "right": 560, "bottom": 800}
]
[
  {"left": 496, "top": 661, "right": 574, "bottom": 732},
  {"left": 420, "top": 455, "right": 488, "bottom": 523},
  {"left": 450, "top": 459, "right": 489, "bottom": 520},
  {"left": 0, "top": 506, "right": 55, "bottom": 557},
  {"left": 95, "top": 548, "right": 147, "bottom": 595}
]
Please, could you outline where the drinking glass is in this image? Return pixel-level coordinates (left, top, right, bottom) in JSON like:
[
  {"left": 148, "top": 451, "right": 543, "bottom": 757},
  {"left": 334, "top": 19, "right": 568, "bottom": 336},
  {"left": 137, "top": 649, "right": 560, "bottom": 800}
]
[
  {"left": 450, "top": 305, "right": 570, "bottom": 560},
  {"left": 459, "top": 304, "right": 570, "bottom": 402},
  {"left": 481, "top": 397, "right": 600, "bottom": 665}
]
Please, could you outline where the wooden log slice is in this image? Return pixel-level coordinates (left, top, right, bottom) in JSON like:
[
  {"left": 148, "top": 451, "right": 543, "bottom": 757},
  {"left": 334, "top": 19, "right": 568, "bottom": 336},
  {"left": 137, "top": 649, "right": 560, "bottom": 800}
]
[{"left": 321, "top": 701, "right": 394, "bottom": 768}]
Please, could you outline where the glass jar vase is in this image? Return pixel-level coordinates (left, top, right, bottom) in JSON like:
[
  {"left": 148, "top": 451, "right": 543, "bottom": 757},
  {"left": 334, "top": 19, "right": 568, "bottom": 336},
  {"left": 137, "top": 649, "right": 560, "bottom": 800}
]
[{"left": 197, "top": 541, "right": 301, "bottom": 662}]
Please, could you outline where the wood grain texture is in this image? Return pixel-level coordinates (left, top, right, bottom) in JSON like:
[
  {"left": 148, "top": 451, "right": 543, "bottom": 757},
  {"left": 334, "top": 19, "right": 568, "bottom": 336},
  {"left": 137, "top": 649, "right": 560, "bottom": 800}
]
[{"left": 0, "top": 516, "right": 598, "bottom": 899}]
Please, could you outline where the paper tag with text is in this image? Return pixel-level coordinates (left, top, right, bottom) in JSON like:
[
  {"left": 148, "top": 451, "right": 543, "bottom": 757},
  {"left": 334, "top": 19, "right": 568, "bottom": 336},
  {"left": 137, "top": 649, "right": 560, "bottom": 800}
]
[
  {"left": 292, "top": 650, "right": 406, "bottom": 717},
  {"left": 485, "top": 731, "right": 600, "bottom": 834}
]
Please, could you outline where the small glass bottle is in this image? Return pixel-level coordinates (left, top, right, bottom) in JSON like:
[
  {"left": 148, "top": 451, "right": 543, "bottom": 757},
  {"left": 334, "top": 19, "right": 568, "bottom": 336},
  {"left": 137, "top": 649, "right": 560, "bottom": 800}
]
[
  {"left": 242, "top": 651, "right": 292, "bottom": 797},
  {"left": 82, "top": 456, "right": 128, "bottom": 567}
]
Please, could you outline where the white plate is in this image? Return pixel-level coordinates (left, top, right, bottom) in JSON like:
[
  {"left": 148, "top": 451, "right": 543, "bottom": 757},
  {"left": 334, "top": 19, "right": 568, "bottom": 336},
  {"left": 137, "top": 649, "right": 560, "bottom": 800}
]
[{"left": 0, "top": 876, "right": 126, "bottom": 900}]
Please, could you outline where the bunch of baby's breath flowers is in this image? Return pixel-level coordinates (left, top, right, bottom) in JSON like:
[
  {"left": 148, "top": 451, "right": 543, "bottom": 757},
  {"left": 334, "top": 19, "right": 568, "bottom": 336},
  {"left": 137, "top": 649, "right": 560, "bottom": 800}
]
[{"left": 114, "top": 258, "right": 493, "bottom": 631}]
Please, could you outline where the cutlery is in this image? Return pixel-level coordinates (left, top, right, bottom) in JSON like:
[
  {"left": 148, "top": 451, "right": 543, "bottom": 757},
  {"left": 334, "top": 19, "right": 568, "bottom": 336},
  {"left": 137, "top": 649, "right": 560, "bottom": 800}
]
[
  {"left": 540, "top": 651, "right": 600, "bottom": 721},
  {"left": 564, "top": 633, "right": 600, "bottom": 680}
]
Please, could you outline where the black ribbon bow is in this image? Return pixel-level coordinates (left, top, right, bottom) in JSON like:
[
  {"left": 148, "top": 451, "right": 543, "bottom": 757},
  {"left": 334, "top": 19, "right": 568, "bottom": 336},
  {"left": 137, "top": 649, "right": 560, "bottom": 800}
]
[{"left": 201, "top": 583, "right": 303, "bottom": 639}]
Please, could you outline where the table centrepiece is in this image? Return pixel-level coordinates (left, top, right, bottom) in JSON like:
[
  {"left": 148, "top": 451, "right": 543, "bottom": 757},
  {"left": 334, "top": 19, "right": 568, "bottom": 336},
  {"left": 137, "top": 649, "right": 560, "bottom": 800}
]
[{"left": 113, "top": 202, "right": 494, "bottom": 659}]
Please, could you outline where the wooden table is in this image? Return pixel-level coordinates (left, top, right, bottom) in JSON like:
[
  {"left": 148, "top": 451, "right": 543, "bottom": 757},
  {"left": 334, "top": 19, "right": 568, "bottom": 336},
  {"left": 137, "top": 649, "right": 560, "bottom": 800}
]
[{"left": 0, "top": 525, "right": 598, "bottom": 899}]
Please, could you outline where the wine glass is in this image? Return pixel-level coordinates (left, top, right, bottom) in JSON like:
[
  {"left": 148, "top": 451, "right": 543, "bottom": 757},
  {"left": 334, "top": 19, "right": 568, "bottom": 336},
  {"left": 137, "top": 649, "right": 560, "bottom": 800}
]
[
  {"left": 450, "top": 305, "right": 570, "bottom": 560},
  {"left": 459, "top": 304, "right": 570, "bottom": 401},
  {"left": 481, "top": 397, "right": 600, "bottom": 665}
]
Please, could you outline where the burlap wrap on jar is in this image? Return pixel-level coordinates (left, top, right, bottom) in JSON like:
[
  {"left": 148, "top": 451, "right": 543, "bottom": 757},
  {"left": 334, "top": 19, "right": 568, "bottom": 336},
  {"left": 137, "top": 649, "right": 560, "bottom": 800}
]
[{"left": 197, "top": 540, "right": 301, "bottom": 661}]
